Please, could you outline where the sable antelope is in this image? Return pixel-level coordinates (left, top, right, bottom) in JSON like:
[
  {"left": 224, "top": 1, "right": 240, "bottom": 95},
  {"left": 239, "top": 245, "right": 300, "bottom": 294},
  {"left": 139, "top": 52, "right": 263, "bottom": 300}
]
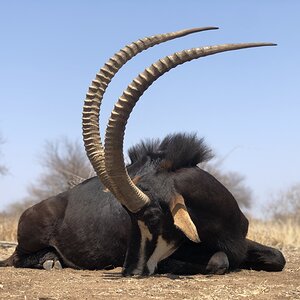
[{"left": 0, "top": 27, "right": 285, "bottom": 276}]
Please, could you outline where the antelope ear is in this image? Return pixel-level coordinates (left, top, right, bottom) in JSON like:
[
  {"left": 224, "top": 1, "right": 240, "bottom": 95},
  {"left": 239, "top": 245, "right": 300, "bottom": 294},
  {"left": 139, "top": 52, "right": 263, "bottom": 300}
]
[{"left": 169, "top": 193, "right": 200, "bottom": 243}]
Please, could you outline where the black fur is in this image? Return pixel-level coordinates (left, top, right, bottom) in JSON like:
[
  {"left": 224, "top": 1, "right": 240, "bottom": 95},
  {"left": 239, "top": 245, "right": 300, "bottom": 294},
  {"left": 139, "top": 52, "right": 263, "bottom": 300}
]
[
  {"left": 158, "top": 133, "right": 213, "bottom": 171},
  {"left": 128, "top": 132, "right": 213, "bottom": 172},
  {"left": 128, "top": 138, "right": 161, "bottom": 164}
]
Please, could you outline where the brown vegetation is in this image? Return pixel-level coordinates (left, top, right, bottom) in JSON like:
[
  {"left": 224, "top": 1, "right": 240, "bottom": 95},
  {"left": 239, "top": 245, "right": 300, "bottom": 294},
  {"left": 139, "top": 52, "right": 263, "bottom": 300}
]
[
  {"left": 1, "top": 213, "right": 299, "bottom": 249},
  {"left": 0, "top": 215, "right": 17, "bottom": 242},
  {"left": 248, "top": 218, "right": 300, "bottom": 249},
  {"left": 25, "top": 138, "right": 95, "bottom": 205},
  {"left": 268, "top": 183, "right": 300, "bottom": 224}
]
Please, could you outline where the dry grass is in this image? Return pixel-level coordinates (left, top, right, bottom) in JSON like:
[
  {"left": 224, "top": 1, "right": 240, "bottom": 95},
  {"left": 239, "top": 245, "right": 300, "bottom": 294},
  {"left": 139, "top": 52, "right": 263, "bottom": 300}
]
[
  {"left": 248, "top": 218, "right": 300, "bottom": 249},
  {"left": 0, "top": 215, "right": 299, "bottom": 249},
  {"left": 0, "top": 215, "right": 18, "bottom": 242}
]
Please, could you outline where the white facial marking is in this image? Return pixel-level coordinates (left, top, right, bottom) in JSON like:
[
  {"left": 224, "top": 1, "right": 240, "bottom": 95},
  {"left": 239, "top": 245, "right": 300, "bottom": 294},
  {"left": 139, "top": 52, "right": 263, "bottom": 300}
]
[
  {"left": 146, "top": 235, "right": 177, "bottom": 275},
  {"left": 133, "top": 222, "right": 178, "bottom": 275},
  {"left": 133, "top": 220, "right": 153, "bottom": 275}
]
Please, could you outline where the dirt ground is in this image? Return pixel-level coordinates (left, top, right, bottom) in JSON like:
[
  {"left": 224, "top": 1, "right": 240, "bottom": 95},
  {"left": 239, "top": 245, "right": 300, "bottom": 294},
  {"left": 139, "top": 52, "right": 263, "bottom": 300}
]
[{"left": 0, "top": 246, "right": 299, "bottom": 300}]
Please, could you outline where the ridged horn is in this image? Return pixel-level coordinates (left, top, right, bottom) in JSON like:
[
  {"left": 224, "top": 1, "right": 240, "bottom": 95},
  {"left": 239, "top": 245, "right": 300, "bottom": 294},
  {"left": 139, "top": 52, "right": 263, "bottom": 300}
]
[
  {"left": 104, "top": 42, "right": 276, "bottom": 213},
  {"left": 82, "top": 27, "right": 219, "bottom": 193}
]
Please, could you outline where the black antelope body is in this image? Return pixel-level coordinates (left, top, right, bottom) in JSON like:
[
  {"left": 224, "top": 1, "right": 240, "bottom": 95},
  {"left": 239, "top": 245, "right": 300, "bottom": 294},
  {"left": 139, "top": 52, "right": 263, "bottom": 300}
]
[{"left": 0, "top": 27, "right": 285, "bottom": 276}]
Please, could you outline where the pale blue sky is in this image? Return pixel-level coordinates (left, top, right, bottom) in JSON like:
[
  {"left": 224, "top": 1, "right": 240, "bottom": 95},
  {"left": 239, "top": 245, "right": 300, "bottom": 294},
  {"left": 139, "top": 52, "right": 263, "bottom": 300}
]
[{"left": 0, "top": 1, "right": 299, "bottom": 215}]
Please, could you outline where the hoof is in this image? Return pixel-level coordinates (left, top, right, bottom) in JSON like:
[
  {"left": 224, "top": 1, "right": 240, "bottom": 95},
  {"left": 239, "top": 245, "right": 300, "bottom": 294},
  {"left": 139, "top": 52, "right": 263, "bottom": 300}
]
[
  {"left": 54, "top": 260, "right": 62, "bottom": 270},
  {"left": 206, "top": 251, "right": 229, "bottom": 275},
  {"left": 43, "top": 260, "right": 54, "bottom": 270},
  {"left": 42, "top": 259, "right": 62, "bottom": 270}
]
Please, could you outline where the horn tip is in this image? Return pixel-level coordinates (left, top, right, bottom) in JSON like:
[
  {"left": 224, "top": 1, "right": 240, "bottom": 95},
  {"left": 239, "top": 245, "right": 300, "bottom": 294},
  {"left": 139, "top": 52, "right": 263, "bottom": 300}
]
[
  {"left": 262, "top": 42, "right": 277, "bottom": 46},
  {"left": 194, "top": 26, "right": 219, "bottom": 32}
]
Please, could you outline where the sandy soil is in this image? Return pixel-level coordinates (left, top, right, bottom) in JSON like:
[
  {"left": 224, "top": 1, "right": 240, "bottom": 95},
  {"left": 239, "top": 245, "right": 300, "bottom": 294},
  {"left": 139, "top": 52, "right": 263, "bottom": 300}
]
[{"left": 0, "top": 246, "right": 299, "bottom": 300}]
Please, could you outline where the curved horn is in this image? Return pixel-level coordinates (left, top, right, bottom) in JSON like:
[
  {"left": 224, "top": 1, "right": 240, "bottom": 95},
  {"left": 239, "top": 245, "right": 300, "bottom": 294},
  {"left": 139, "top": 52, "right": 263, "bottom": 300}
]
[
  {"left": 82, "top": 27, "right": 219, "bottom": 193},
  {"left": 104, "top": 42, "right": 276, "bottom": 212}
]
